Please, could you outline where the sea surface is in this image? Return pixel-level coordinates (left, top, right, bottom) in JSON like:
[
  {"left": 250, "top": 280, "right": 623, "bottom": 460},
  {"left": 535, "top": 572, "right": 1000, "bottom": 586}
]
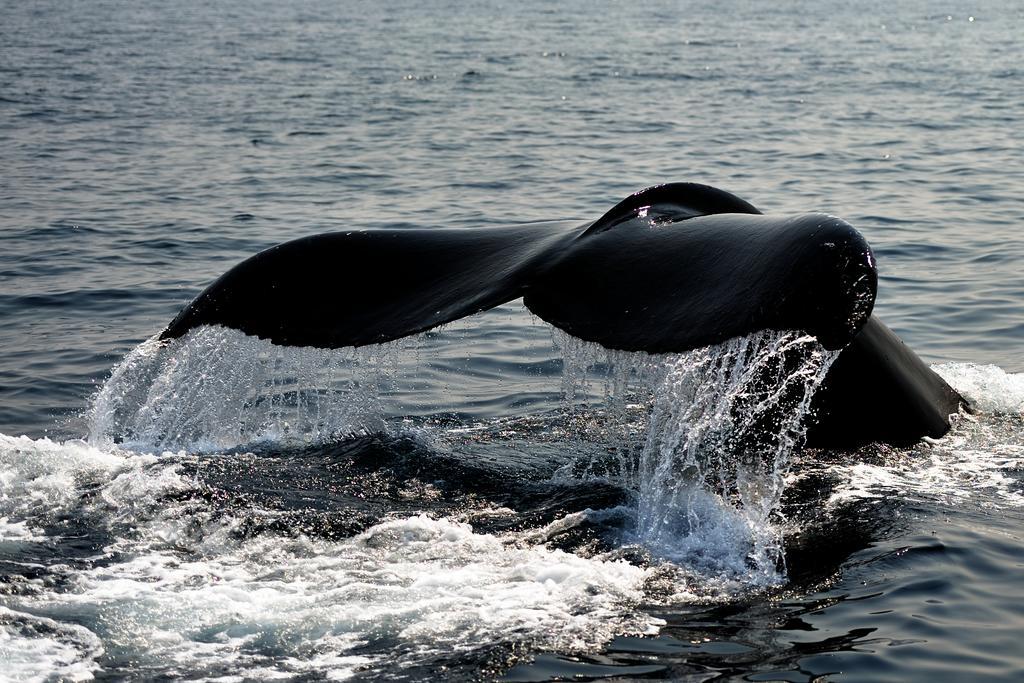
[{"left": 1, "top": 0, "right": 1023, "bottom": 680}]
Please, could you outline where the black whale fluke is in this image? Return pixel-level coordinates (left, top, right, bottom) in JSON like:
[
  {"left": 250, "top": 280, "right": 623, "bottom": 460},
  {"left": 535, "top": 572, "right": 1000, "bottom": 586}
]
[
  {"left": 160, "top": 183, "right": 875, "bottom": 352},
  {"left": 160, "top": 182, "right": 965, "bottom": 448}
]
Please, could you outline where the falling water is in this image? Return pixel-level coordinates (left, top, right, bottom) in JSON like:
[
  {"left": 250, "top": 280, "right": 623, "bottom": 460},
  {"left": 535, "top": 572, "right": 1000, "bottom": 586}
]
[
  {"left": 554, "top": 330, "right": 840, "bottom": 581},
  {"left": 634, "top": 333, "right": 838, "bottom": 579},
  {"left": 88, "top": 322, "right": 838, "bottom": 581},
  {"left": 86, "top": 326, "right": 401, "bottom": 451}
]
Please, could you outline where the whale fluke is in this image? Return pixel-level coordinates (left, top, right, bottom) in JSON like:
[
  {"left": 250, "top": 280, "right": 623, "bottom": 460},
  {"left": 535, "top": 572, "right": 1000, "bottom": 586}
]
[
  {"left": 159, "top": 182, "right": 965, "bottom": 447},
  {"left": 162, "top": 222, "right": 580, "bottom": 348},
  {"left": 161, "top": 183, "right": 875, "bottom": 353},
  {"left": 525, "top": 211, "right": 876, "bottom": 353}
]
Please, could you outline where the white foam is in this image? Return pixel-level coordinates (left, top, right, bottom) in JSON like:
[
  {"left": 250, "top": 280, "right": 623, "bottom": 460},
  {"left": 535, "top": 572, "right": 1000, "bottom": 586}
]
[
  {"left": 818, "top": 363, "right": 1024, "bottom": 508},
  {"left": 0, "top": 434, "right": 160, "bottom": 535},
  {"left": 18, "top": 512, "right": 660, "bottom": 677},
  {"left": 0, "top": 607, "right": 103, "bottom": 683},
  {"left": 826, "top": 415, "right": 1024, "bottom": 508},
  {"left": 0, "top": 518, "right": 43, "bottom": 544},
  {"left": 0, "top": 435, "right": 663, "bottom": 678},
  {"left": 934, "top": 362, "right": 1024, "bottom": 414}
]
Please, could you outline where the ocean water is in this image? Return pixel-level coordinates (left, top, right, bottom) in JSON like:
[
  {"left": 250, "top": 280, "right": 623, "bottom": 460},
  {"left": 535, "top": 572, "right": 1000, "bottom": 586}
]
[{"left": 1, "top": 0, "right": 1023, "bottom": 680}]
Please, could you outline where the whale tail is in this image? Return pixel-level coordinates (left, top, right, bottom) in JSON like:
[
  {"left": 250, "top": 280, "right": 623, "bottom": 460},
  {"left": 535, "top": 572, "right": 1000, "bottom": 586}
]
[
  {"left": 161, "top": 183, "right": 875, "bottom": 353},
  {"left": 159, "top": 182, "right": 964, "bottom": 448}
]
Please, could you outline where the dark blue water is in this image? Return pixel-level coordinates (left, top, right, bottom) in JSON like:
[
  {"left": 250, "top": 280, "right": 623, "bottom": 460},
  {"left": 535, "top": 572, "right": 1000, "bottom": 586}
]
[{"left": 2, "top": 1, "right": 1022, "bottom": 680}]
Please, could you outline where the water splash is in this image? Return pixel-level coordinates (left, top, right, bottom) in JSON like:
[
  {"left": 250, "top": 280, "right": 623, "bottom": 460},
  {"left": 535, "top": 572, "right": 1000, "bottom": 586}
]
[
  {"left": 554, "top": 330, "right": 839, "bottom": 582},
  {"left": 634, "top": 333, "right": 838, "bottom": 580},
  {"left": 86, "top": 326, "right": 400, "bottom": 452},
  {"left": 933, "top": 362, "right": 1024, "bottom": 415},
  {"left": 88, "top": 321, "right": 840, "bottom": 584},
  {"left": 0, "top": 435, "right": 662, "bottom": 680}
]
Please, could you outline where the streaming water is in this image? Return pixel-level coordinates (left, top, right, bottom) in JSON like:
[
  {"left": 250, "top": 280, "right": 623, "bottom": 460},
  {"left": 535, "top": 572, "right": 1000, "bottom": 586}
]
[
  {"left": 633, "top": 333, "right": 837, "bottom": 579},
  {"left": 86, "top": 322, "right": 839, "bottom": 593},
  {"left": 551, "top": 330, "right": 839, "bottom": 581},
  {"left": 87, "top": 327, "right": 401, "bottom": 451}
]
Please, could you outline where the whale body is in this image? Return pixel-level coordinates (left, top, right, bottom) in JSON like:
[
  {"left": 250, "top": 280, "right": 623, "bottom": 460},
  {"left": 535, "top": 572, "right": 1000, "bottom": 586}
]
[{"left": 160, "top": 183, "right": 965, "bottom": 448}]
